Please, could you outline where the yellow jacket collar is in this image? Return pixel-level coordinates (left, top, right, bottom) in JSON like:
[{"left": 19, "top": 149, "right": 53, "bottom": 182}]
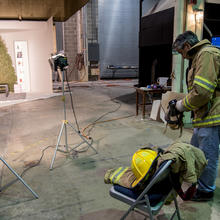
[{"left": 187, "top": 39, "right": 211, "bottom": 58}]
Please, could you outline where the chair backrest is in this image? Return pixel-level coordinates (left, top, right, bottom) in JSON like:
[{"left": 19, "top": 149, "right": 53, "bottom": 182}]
[
  {"left": 109, "top": 160, "right": 181, "bottom": 220},
  {"left": 140, "top": 160, "right": 173, "bottom": 195}
]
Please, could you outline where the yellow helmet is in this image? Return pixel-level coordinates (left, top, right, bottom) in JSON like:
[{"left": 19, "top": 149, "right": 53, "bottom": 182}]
[{"left": 131, "top": 149, "right": 158, "bottom": 188}]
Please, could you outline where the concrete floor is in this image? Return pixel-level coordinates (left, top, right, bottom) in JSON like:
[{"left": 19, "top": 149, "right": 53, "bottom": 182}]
[{"left": 0, "top": 79, "right": 219, "bottom": 220}]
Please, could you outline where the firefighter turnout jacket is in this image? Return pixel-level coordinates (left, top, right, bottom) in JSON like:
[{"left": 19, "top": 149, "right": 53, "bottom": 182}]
[{"left": 183, "top": 39, "right": 220, "bottom": 127}]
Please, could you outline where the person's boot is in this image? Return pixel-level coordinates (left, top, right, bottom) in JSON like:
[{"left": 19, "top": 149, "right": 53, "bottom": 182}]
[{"left": 190, "top": 189, "right": 214, "bottom": 202}]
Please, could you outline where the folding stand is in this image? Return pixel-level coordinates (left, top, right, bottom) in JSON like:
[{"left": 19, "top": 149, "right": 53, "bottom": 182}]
[
  {"left": 50, "top": 68, "right": 97, "bottom": 170},
  {"left": 0, "top": 157, "right": 39, "bottom": 198}
]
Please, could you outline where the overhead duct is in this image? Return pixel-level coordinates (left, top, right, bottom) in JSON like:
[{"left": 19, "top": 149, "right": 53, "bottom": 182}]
[{"left": 0, "top": 0, "right": 89, "bottom": 21}]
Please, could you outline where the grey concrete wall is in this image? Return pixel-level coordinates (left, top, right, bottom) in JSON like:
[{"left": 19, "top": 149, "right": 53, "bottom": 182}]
[
  {"left": 55, "top": 22, "right": 64, "bottom": 52},
  {"left": 98, "top": 0, "right": 139, "bottom": 78},
  {"left": 86, "top": 0, "right": 98, "bottom": 43},
  {"left": 142, "top": 0, "right": 155, "bottom": 15},
  {"left": 64, "top": 14, "right": 79, "bottom": 81}
]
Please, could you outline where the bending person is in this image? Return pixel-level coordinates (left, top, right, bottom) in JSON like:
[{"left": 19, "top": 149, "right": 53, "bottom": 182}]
[{"left": 172, "top": 31, "right": 220, "bottom": 201}]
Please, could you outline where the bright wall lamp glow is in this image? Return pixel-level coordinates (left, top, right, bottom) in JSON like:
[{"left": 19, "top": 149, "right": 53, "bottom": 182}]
[{"left": 193, "top": 8, "right": 204, "bottom": 24}]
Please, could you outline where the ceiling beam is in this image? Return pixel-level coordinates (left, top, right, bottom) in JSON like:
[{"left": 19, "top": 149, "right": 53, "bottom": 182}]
[{"left": 0, "top": 0, "right": 89, "bottom": 21}]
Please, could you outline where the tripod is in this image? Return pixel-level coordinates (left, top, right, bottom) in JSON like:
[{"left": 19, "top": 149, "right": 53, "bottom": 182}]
[
  {"left": 50, "top": 68, "right": 97, "bottom": 170},
  {"left": 0, "top": 157, "right": 38, "bottom": 198}
]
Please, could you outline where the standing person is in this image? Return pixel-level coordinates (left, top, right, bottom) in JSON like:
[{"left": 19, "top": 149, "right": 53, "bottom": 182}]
[{"left": 172, "top": 31, "right": 220, "bottom": 201}]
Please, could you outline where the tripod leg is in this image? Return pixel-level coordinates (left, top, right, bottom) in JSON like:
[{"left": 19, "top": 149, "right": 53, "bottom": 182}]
[
  {"left": 67, "top": 122, "right": 98, "bottom": 154},
  {"left": 50, "top": 122, "right": 65, "bottom": 170},
  {"left": 0, "top": 158, "right": 39, "bottom": 199},
  {"left": 64, "top": 121, "right": 68, "bottom": 152}
]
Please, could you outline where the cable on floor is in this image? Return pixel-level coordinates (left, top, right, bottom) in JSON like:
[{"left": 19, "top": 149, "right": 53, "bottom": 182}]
[{"left": 0, "top": 145, "right": 54, "bottom": 192}]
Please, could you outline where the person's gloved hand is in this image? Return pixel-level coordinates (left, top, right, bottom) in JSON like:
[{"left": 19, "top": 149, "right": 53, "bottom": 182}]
[
  {"left": 183, "top": 184, "right": 197, "bottom": 200},
  {"left": 165, "top": 99, "right": 183, "bottom": 130},
  {"left": 175, "top": 100, "right": 186, "bottom": 112},
  {"left": 176, "top": 184, "right": 197, "bottom": 201}
]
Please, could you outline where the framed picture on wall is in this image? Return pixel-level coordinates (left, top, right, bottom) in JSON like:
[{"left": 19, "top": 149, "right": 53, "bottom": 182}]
[{"left": 14, "top": 41, "right": 30, "bottom": 92}]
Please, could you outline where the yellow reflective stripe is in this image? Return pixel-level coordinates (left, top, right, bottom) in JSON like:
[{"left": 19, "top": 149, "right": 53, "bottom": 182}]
[
  {"left": 192, "top": 114, "right": 220, "bottom": 126},
  {"left": 194, "top": 76, "right": 216, "bottom": 93},
  {"left": 188, "top": 86, "right": 193, "bottom": 91},
  {"left": 193, "top": 114, "right": 220, "bottom": 122},
  {"left": 110, "top": 167, "right": 123, "bottom": 183},
  {"left": 194, "top": 80, "right": 214, "bottom": 92},
  {"left": 193, "top": 119, "right": 220, "bottom": 127},
  {"left": 195, "top": 76, "right": 216, "bottom": 87},
  {"left": 183, "top": 96, "right": 196, "bottom": 111},
  {"left": 114, "top": 167, "right": 129, "bottom": 184},
  {"left": 183, "top": 97, "right": 192, "bottom": 110}
]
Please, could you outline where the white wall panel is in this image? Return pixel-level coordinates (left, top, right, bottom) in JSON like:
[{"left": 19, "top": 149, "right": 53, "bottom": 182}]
[{"left": 0, "top": 19, "right": 53, "bottom": 94}]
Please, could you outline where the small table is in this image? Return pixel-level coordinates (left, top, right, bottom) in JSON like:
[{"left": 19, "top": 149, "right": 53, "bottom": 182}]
[{"left": 136, "top": 87, "right": 170, "bottom": 119}]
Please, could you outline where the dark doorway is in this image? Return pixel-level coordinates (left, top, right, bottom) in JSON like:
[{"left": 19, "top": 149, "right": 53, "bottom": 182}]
[
  {"left": 138, "top": 7, "right": 174, "bottom": 87},
  {"left": 139, "top": 44, "right": 172, "bottom": 85},
  {"left": 203, "top": 3, "right": 220, "bottom": 40}
]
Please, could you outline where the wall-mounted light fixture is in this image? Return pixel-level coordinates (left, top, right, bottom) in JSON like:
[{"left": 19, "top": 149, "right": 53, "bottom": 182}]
[
  {"left": 193, "top": 8, "right": 203, "bottom": 24},
  {"left": 192, "top": 7, "right": 204, "bottom": 34},
  {"left": 188, "top": 0, "right": 197, "bottom": 4}
]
